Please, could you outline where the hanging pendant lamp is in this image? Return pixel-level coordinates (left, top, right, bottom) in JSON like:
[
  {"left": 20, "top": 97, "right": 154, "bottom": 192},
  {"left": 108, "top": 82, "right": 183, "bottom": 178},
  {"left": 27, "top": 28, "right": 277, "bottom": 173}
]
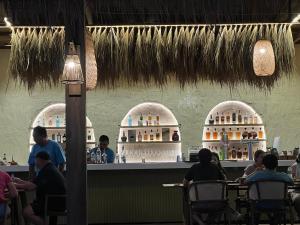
[
  {"left": 85, "top": 30, "right": 98, "bottom": 90},
  {"left": 253, "top": 40, "right": 275, "bottom": 76}
]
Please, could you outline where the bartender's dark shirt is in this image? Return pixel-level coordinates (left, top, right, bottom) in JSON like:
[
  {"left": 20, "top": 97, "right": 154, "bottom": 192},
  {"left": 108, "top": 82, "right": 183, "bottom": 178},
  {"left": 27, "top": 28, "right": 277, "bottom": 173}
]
[
  {"left": 33, "top": 162, "right": 66, "bottom": 212},
  {"left": 185, "top": 162, "right": 226, "bottom": 181}
]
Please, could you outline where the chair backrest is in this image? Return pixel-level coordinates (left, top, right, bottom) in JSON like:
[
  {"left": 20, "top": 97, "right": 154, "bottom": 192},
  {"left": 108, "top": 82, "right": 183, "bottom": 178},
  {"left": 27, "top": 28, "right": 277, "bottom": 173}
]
[
  {"left": 45, "top": 194, "right": 67, "bottom": 213},
  {"left": 248, "top": 180, "right": 288, "bottom": 201},
  {"left": 188, "top": 181, "right": 226, "bottom": 202}
]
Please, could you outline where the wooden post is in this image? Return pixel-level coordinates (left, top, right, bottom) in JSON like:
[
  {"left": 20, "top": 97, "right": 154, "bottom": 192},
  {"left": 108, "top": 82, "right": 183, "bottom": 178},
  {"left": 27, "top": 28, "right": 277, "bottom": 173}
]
[{"left": 64, "top": 0, "right": 87, "bottom": 225}]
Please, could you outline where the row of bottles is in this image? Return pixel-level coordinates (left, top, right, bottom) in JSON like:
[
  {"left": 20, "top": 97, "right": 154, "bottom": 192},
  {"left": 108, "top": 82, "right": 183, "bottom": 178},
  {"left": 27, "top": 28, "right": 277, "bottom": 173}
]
[
  {"left": 205, "top": 127, "right": 264, "bottom": 140},
  {"left": 37, "top": 115, "right": 66, "bottom": 127},
  {"left": 51, "top": 132, "right": 67, "bottom": 143},
  {"left": 121, "top": 129, "right": 180, "bottom": 142},
  {"left": 208, "top": 110, "right": 259, "bottom": 125},
  {"left": 208, "top": 145, "right": 260, "bottom": 160},
  {"left": 127, "top": 112, "right": 160, "bottom": 126},
  {"left": 0, "top": 153, "right": 17, "bottom": 166}
]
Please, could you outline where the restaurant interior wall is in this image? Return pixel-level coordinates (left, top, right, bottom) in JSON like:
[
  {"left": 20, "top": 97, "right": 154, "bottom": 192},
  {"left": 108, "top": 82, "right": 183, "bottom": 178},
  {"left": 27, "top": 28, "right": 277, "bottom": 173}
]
[{"left": 0, "top": 46, "right": 299, "bottom": 164}]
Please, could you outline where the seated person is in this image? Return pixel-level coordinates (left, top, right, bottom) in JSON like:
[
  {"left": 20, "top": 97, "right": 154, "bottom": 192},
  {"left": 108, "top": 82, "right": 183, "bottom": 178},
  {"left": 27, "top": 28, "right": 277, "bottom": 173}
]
[
  {"left": 90, "top": 135, "right": 115, "bottom": 163},
  {"left": 244, "top": 150, "right": 265, "bottom": 177},
  {"left": 246, "top": 154, "right": 293, "bottom": 184},
  {"left": 14, "top": 151, "right": 66, "bottom": 225},
  {"left": 0, "top": 170, "right": 18, "bottom": 225},
  {"left": 184, "top": 148, "right": 225, "bottom": 186}
]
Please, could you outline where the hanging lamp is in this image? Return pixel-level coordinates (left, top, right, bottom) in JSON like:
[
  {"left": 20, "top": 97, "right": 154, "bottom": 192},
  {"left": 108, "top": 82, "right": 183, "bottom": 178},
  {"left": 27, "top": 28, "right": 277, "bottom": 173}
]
[
  {"left": 85, "top": 30, "right": 97, "bottom": 90},
  {"left": 253, "top": 40, "right": 275, "bottom": 76}
]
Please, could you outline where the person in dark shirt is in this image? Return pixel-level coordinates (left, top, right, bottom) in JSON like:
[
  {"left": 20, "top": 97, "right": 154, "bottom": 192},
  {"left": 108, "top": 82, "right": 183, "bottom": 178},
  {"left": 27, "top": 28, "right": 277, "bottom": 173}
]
[
  {"left": 14, "top": 151, "right": 66, "bottom": 225},
  {"left": 184, "top": 148, "right": 225, "bottom": 186}
]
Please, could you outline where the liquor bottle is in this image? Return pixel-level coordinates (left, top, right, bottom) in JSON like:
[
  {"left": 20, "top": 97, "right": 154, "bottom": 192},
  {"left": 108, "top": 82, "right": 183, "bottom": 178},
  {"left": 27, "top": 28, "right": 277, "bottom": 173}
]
[
  {"left": 121, "top": 131, "right": 127, "bottom": 142},
  {"left": 143, "top": 131, "right": 148, "bottom": 141},
  {"left": 52, "top": 133, "right": 56, "bottom": 141},
  {"left": 238, "top": 110, "right": 242, "bottom": 124},
  {"left": 148, "top": 112, "right": 152, "bottom": 126},
  {"left": 242, "top": 128, "right": 248, "bottom": 139},
  {"left": 258, "top": 128, "right": 264, "bottom": 139},
  {"left": 249, "top": 114, "right": 253, "bottom": 124},
  {"left": 243, "top": 148, "right": 248, "bottom": 160},
  {"left": 227, "top": 147, "right": 232, "bottom": 160},
  {"left": 251, "top": 127, "right": 257, "bottom": 139},
  {"left": 55, "top": 116, "right": 60, "bottom": 127},
  {"left": 236, "top": 128, "right": 241, "bottom": 140},
  {"left": 213, "top": 128, "right": 218, "bottom": 140},
  {"left": 226, "top": 113, "right": 231, "bottom": 124},
  {"left": 228, "top": 128, "right": 233, "bottom": 140},
  {"left": 57, "top": 133, "right": 62, "bottom": 143},
  {"left": 215, "top": 112, "right": 220, "bottom": 124},
  {"left": 220, "top": 113, "right": 225, "bottom": 124},
  {"left": 138, "top": 132, "right": 143, "bottom": 142},
  {"left": 232, "top": 111, "right": 237, "bottom": 124},
  {"left": 231, "top": 146, "right": 237, "bottom": 159},
  {"left": 138, "top": 113, "right": 143, "bottom": 126},
  {"left": 244, "top": 113, "right": 248, "bottom": 124},
  {"left": 3, "top": 154, "right": 7, "bottom": 164},
  {"left": 87, "top": 130, "right": 92, "bottom": 141},
  {"left": 48, "top": 116, "right": 53, "bottom": 127},
  {"left": 155, "top": 129, "right": 160, "bottom": 141},
  {"left": 237, "top": 147, "right": 242, "bottom": 159},
  {"left": 156, "top": 115, "right": 160, "bottom": 125},
  {"left": 209, "top": 115, "right": 214, "bottom": 125},
  {"left": 205, "top": 128, "right": 211, "bottom": 140},
  {"left": 253, "top": 114, "right": 258, "bottom": 124},
  {"left": 150, "top": 129, "right": 154, "bottom": 141},
  {"left": 219, "top": 148, "right": 224, "bottom": 160},
  {"left": 128, "top": 115, "right": 133, "bottom": 126},
  {"left": 63, "top": 133, "right": 66, "bottom": 143}
]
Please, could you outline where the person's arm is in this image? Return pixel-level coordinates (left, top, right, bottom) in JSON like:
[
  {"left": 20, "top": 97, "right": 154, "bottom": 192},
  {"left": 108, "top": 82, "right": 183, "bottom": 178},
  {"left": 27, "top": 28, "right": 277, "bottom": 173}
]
[
  {"left": 7, "top": 182, "right": 18, "bottom": 198},
  {"left": 28, "top": 147, "right": 36, "bottom": 180},
  {"left": 183, "top": 166, "right": 194, "bottom": 187},
  {"left": 55, "top": 143, "right": 66, "bottom": 172},
  {"left": 14, "top": 179, "right": 36, "bottom": 191},
  {"left": 29, "top": 165, "right": 36, "bottom": 180}
]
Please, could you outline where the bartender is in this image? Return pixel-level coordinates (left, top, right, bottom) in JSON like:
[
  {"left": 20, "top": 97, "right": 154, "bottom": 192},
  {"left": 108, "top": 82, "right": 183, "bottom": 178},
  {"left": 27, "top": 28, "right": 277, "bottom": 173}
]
[{"left": 91, "top": 135, "right": 115, "bottom": 163}]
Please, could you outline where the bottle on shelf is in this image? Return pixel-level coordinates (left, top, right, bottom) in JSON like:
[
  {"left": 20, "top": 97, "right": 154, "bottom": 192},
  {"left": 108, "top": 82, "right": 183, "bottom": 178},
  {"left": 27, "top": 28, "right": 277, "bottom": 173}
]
[
  {"left": 209, "top": 115, "right": 214, "bottom": 125},
  {"left": 156, "top": 115, "right": 160, "bottom": 125},
  {"left": 48, "top": 116, "right": 53, "bottom": 127},
  {"left": 247, "top": 129, "right": 253, "bottom": 139},
  {"left": 226, "top": 112, "right": 230, "bottom": 124},
  {"left": 143, "top": 131, "right": 148, "bottom": 141},
  {"left": 242, "top": 128, "right": 248, "bottom": 139},
  {"left": 96, "top": 147, "right": 101, "bottom": 164},
  {"left": 121, "top": 145, "right": 126, "bottom": 163},
  {"left": 3, "top": 154, "right": 7, "bottom": 164},
  {"left": 228, "top": 128, "right": 233, "bottom": 140},
  {"left": 90, "top": 150, "right": 96, "bottom": 164},
  {"left": 220, "top": 113, "right": 225, "bottom": 124},
  {"left": 232, "top": 111, "right": 236, "bottom": 124},
  {"left": 243, "top": 147, "right": 248, "bottom": 160},
  {"left": 57, "top": 133, "right": 62, "bottom": 143},
  {"left": 172, "top": 131, "right": 180, "bottom": 142},
  {"left": 155, "top": 129, "right": 160, "bottom": 141},
  {"left": 231, "top": 146, "right": 237, "bottom": 159},
  {"left": 258, "top": 128, "right": 264, "bottom": 139},
  {"left": 249, "top": 114, "right": 253, "bottom": 124},
  {"left": 221, "top": 128, "right": 228, "bottom": 143},
  {"left": 251, "top": 127, "right": 257, "bottom": 139},
  {"left": 102, "top": 151, "right": 108, "bottom": 164},
  {"left": 215, "top": 112, "right": 220, "bottom": 124},
  {"left": 227, "top": 147, "right": 232, "bottom": 160},
  {"left": 87, "top": 130, "right": 92, "bottom": 141},
  {"left": 238, "top": 110, "right": 242, "bottom": 124},
  {"left": 253, "top": 114, "right": 258, "bottom": 124},
  {"left": 205, "top": 128, "right": 211, "bottom": 140},
  {"left": 150, "top": 129, "right": 154, "bottom": 141},
  {"left": 55, "top": 116, "right": 60, "bottom": 127},
  {"left": 236, "top": 128, "right": 241, "bottom": 140},
  {"left": 138, "top": 113, "right": 144, "bottom": 126},
  {"left": 121, "top": 131, "right": 127, "bottom": 142},
  {"left": 128, "top": 115, "right": 133, "bottom": 126},
  {"left": 147, "top": 112, "right": 152, "bottom": 126},
  {"left": 63, "top": 133, "right": 66, "bottom": 143},
  {"left": 138, "top": 131, "right": 143, "bottom": 142},
  {"left": 213, "top": 128, "right": 218, "bottom": 140},
  {"left": 219, "top": 147, "right": 224, "bottom": 160},
  {"left": 237, "top": 147, "right": 242, "bottom": 159},
  {"left": 51, "top": 133, "right": 56, "bottom": 141},
  {"left": 244, "top": 113, "right": 248, "bottom": 124}
]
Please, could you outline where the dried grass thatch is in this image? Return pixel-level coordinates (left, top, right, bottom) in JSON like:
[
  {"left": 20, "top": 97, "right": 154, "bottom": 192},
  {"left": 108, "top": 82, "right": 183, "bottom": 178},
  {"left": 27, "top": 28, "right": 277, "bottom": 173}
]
[
  {"left": 8, "top": 24, "right": 295, "bottom": 90},
  {"left": 89, "top": 24, "right": 295, "bottom": 89}
]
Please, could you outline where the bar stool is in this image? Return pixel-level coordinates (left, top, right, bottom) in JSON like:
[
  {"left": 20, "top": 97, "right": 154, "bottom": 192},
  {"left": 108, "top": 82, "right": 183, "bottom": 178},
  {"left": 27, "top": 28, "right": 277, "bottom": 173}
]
[{"left": 44, "top": 195, "right": 67, "bottom": 225}]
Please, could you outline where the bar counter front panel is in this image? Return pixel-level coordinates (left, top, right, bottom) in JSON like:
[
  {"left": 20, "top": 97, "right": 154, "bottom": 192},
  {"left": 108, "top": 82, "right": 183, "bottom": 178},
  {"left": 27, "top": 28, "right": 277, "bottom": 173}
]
[{"left": 2, "top": 161, "right": 293, "bottom": 224}]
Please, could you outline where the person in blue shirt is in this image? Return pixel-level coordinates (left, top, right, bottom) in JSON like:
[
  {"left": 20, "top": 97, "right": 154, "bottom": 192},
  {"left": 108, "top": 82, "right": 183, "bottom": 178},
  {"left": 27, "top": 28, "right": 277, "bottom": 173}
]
[
  {"left": 28, "top": 126, "right": 66, "bottom": 179},
  {"left": 91, "top": 135, "right": 115, "bottom": 163},
  {"left": 246, "top": 154, "right": 293, "bottom": 184}
]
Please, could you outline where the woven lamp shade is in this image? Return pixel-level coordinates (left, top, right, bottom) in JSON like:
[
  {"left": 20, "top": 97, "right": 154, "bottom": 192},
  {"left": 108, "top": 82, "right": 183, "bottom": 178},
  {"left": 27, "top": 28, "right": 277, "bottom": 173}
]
[
  {"left": 253, "top": 40, "right": 275, "bottom": 76},
  {"left": 85, "top": 30, "right": 97, "bottom": 90}
]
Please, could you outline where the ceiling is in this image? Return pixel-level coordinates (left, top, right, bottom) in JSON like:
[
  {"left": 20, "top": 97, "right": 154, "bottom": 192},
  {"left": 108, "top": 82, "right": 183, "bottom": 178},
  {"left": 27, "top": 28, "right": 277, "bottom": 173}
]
[{"left": 0, "top": 0, "right": 300, "bottom": 47}]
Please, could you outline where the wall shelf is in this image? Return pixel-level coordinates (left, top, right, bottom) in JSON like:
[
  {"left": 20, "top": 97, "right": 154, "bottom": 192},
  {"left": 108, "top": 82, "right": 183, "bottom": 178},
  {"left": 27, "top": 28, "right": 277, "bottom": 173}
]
[
  {"left": 119, "top": 125, "right": 180, "bottom": 129},
  {"left": 30, "top": 126, "right": 93, "bottom": 129},
  {"left": 204, "top": 124, "right": 263, "bottom": 127},
  {"left": 202, "top": 139, "right": 266, "bottom": 143},
  {"left": 118, "top": 141, "right": 181, "bottom": 144}
]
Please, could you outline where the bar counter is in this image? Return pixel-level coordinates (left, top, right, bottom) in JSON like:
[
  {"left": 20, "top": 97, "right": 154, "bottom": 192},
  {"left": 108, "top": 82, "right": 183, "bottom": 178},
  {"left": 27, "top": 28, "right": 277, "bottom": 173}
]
[{"left": 1, "top": 160, "right": 294, "bottom": 224}]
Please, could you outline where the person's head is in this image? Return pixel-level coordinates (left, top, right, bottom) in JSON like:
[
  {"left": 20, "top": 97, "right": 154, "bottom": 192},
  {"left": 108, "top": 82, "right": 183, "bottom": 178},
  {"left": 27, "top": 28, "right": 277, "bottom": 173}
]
[
  {"left": 254, "top": 150, "right": 265, "bottom": 165},
  {"left": 263, "top": 154, "right": 278, "bottom": 170},
  {"left": 198, "top": 148, "right": 212, "bottom": 165},
  {"left": 296, "top": 153, "right": 300, "bottom": 163},
  {"left": 211, "top": 152, "right": 220, "bottom": 164},
  {"left": 35, "top": 151, "right": 50, "bottom": 169},
  {"left": 33, "top": 126, "right": 47, "bottom": 145},
  {"left": 99, "top": 135, "right": 109, "bottom": 149}
]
